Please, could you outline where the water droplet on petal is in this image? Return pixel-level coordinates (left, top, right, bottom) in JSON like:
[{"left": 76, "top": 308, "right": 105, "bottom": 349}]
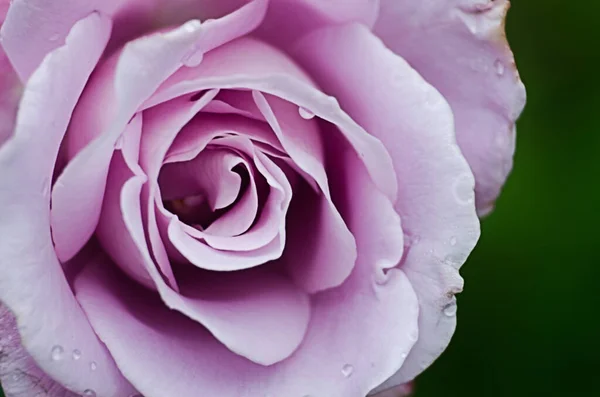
[
  {"left": 49, "top": 33, "right": 60, "bottom": 42},
  {"left": 182, "top": 49, "right": 204, "bottom": 67},
  {"left": 182, "top": 20, "right": 201, "bottom": 34},
  {"left": 443, "top": 302, "right": 458, "bottom": 317},
  {"left": 90, "top": 361, "right": 97, "bottom": 371},
  {"left": 51, "top": 345, "right": 64, "bottom": 361},
  {"left": 453, "top": 174, "right": 475, "bottom": 205},
  {"left": 298, "top": 107, "right": 315, "bottom": 120},
  {"left": 72, "top": 349, "right": 82, "bottom": 360},
  {"left": 409, "top": 330, "right": 418, "bottom": 342},
  {"left": 449, "top": 236, "right": 457, "bottom": 246},
  {"left": 494, "top": 59, "right": 505, "bottom": 76},
  {"left": 341, "top": 364, "right": 354, "bottom": 378},
  {"left": 83, "top": 389, "right": 96, "bottom": 396},
  {"left": 327, "top": 95, "right": 339, "bottom": 109}
]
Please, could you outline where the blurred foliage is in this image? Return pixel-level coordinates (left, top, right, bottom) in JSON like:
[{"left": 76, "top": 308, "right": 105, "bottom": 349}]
[
  {"left": 1, "top": 1, "right": 597, "bottom": 397},
  {"left": 417, "top": 0, "right": 600, "bottom": 396}
]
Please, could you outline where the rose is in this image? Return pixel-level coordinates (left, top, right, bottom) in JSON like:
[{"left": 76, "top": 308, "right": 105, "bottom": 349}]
[{"left": 0, "top": 0, "right": 525, "bottom": 396}]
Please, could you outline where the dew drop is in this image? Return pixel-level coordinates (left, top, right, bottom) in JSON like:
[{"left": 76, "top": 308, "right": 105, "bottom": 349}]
[
  {"left": 341, "top": 364, "right": 354, "bottom": 378},
  {"left": 83, "top": 389, "right": 96, "bottom": 396},
  {"left": 298, "top": 107, "right": 315, "bottom": 120},
  {"left": 72, "top": 349, "right": 82, "bottom": 360},
  {"left": 51, "top": 345, "right": 64, "bottom": 361},
  {"left": 443, "top": 302, "right": 458, "bottom": 317},
  {"left": 449, "top": 236, "right": 457, "bottom": 246},
  {"left": 90, "top": 361, "right": 97, "bottom": 371},
  {"left": 49, "top": 33, "right": 60, "bottom": 42},
  {"left": 409, "top": 330, "right": 418, "bottom": 342},
  {"left": 182, "top": 20, "right": 201, "bottom": 34},
  {"left": 327, "top": 95, "right": 339, "bottom": 109},
  {"left": 452, "top": 174, "right": 475, "bottom": 205},
  {"left": 182, "top": 49, "right": 204, "bottom": 67},
  {"left": 494, "top": 59, "right": 505, "bottom": 76}
]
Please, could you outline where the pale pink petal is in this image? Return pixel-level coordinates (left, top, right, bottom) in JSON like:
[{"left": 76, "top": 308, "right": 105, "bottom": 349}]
[
  {"left": 93, "top": 171, "right": 310, "bottom": 365},
  {"left": 0, "top": 305, "right": 78, "bottom": 397},
  {"left": 0, "top": 0, "right": 131, "bottom": 80},
  {"left": 165, "top": 111, "right": 280, "bottom": 162},
  {"left": 292, "top": 23, "right": 480, "bottom": 390},
  {"left": 0, "top": 2, "right": 21, "bottom": 147},
  {"left": 51, "top": 19, "right": 206, "bottom": 263},
  {"left": 140, "top": 90, "right": 220, "bottom": 284},
  {"left": 149, "top": 36, "right": 398, "bottom": 201},
  {"left": 0, "top": 13, "right": 134, "bottom": 395},
  {"left": 160, "top": 149, "right": 243, "bottom": 211},
  {"left": 162, "top": 135, "right": 283, "bottom": 253},
  {"left": 155, "top": 117, "right": 279, "bottom": 249},
  {"left": 254, "top": 0, "right": 380, "bottom": 50},
  {"left": 372, "top": 383, "right": 414, "bottom": 397},
  {"left": 163, "top": 149, "right": 291, "bottom": 270},
  {"left": 73, "top": 156, "right": 419, "bottom": 396},
  {"left": 51, "top": 1, "right": 269, "bottom": 262},
  {"left": 95, "top": 114, "right": 167, "bottom": 290},
  {"left": 251, "top": 91, "right": 357, "bottom": 292},
  {"left": 193, "top": 138, "right": 259, "bottom": 238},
  {"left": 374, "top": 0, "right": 526, "bottom": 215}
]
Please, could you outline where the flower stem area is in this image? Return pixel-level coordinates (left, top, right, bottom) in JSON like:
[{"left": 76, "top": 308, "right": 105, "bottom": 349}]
[{"left": 416, "top": 1, "right": 599, "bottom": 396}]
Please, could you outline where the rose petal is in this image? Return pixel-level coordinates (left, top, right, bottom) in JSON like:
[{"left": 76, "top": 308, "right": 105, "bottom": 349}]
[
  {"left": 140, "top": 90, "right": 221, "bottom": 289},
  {"left": 0, "top": 2, "right": 21, "bottom": 147},
  {"left": 251, "top": 91, "right": 357, "bottom": 293},
  {"left": 0, "top": 305, "right": 79, "bottom": 397},
  {"left": 51, "top": 0, "right": 268, "bottom": 263},
  {"left": 160, "top": 149, "right": 243, "bottom": 211},
  {"left": 0, "top": 13, "right": 135, "bottom": 396},
  {"left": 374, "top": 0, "right": 526, "bottom": 215},
  {"left": 196, "top": 137, "right": 261, "bottom": 238},
  {"left": 86, "top": 168, "right": 310, "bottom": 365},
  {"left": 71, "top": 146, "right": 418, "bottom": 397},
  {"left": 50, "top": 19, "right": 207, "bottom": 263},
  {"left": 292, "top": 23, "right": 481, "bottom": 390},
  {"left": 1, "top": 0, "right": 122, "bottom": 79},
  {"left": 149, "top": 35, "right": 398, "bottom": 201},
  {"left": 163, "top": 148, "right": 291, "bottom": 270},
  {"left": 95, "top": 114, "right": 164, "bottom": 290},
  {"left": 255, "top": 0, "right": 380, "bottom": 49},
  {"left": 163, "top": 132, "right": 281, "bottom": 251}
]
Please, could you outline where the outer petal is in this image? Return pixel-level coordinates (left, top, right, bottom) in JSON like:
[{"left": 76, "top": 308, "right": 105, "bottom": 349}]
[
  {"left": 0, "top": 13, "right": 135, "bottom": 396},
  {"left": 72, "top": 150, "right": 418, "bottom": 397},
  {"left": 0, "top": 306, "right": 77, "bottom": 397},
  {"left": 51, "top": 0, "right": 269, "bottom": 263},
  {"left": 255, "top": 0, "right": 380, "bottom": 49},
  {"left": 374, "top": 0, "right": 526, "bottom": 215},
  {"left": 0, "top": 1, "right": 21, "bottom": 146},
  {"left": 293, "top": 24, "right": 481, "bottom": 390},
  {"left": 0, "top": 0, "right": 130, "bottom": 80}
]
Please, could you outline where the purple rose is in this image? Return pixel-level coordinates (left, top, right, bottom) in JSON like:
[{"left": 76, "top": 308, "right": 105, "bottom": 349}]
[{"left": 0, "top": 1, "right": 525, "bottom": 396}]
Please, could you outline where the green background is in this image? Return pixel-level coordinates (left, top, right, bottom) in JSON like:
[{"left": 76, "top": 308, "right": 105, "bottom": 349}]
[
  {"left": 417, "top": 1, "right": 600, "bottom": 396},
  {"left": 1, "top": 0, "right": 597, "bottom": 396}
]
